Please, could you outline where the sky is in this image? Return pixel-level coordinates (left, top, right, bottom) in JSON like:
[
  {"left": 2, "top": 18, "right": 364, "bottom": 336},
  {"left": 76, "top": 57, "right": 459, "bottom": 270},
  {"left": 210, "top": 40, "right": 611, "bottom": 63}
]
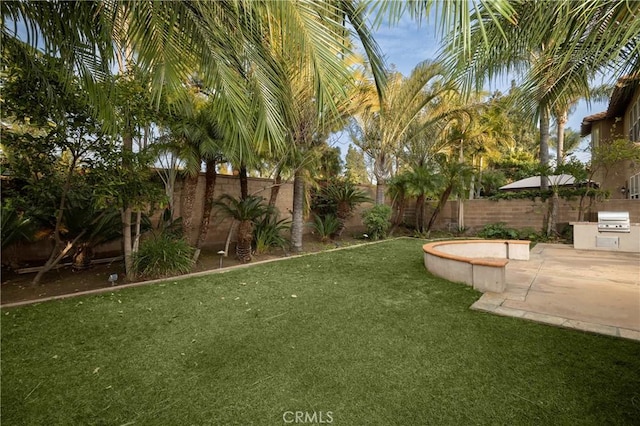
[{"left": 334, "top": 15, "right": 611, "bottom": 163}]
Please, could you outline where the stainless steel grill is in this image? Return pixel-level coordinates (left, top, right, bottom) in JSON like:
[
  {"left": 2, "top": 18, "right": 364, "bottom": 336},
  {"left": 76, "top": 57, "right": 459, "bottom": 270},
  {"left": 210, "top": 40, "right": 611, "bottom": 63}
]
[{"left": 597, "top": 211, "right": 630, "bottom": 233}]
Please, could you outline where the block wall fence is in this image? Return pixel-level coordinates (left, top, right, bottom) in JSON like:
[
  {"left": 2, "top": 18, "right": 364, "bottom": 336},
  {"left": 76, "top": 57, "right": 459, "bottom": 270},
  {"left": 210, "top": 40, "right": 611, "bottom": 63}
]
[
  {"left": 3, "top": 172, "right": 640, "bottom": 264},
  {"left": 405, "top": 197, "right": 640, "bottom": 233}
]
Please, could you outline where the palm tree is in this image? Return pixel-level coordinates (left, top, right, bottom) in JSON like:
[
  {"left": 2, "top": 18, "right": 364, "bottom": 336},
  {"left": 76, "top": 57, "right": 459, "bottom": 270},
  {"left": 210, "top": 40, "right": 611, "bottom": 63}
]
[
  {"left": 549, "top": 128, "right": 582, "bottom": 164},
  {"left": 441, "top": 1, "right": 640, "bottom": 185},
  {"left": 163, "top": 93, "right": 226, "bottom": 249},
  {"left": 322, "top": 182, "right": 372, "bottom": 238},
  {"left": 350, "top": 61, "right": 454, "bottom": 204},
  {"left": 551, "top": 84, "right": 612, "bottom": 165},
  {"left": 386, "top": 172, "right": 412, "bottom": 233},
  {"left": 426, "top": 155, "right": 475, "bottom": 232},
  {"left": 3, "top": 1, "right": 387, "bottom": 143},
  {"left": 405, "top": 165, "right": 440, "bottom": 233},
  {"left": 214, "top": 194, "right": 272, "bottom": 263}
]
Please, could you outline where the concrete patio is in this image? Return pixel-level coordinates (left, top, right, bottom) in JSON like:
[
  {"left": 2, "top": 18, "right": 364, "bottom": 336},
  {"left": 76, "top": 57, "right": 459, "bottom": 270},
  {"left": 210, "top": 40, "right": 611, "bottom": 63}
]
[{"left": 471, "top": 243, "right": 640, "bottom": 341}]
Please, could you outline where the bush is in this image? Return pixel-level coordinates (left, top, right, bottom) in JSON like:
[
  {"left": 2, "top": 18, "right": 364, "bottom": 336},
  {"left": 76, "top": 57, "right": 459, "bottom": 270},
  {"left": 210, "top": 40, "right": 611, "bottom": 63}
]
[
  {"left": 477, "top": 222, "right": 520, "bottom": 240},
  {"left": 310, "top": 214, "right": 340, "bottom": 242},
  {"left": 133, "top": 234, "right": 195, "bottom": 278},
  {"left": 362, "top": 204, "right": 392, "bottom": 241},
  {"left": 253, "top": 213, "right": 290, "bottom": 254}
]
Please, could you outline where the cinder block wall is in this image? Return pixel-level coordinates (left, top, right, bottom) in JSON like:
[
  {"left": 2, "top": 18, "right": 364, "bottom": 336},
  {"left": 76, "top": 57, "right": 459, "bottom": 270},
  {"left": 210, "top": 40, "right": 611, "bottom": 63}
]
[
  {"left": 405, "top": 197, "right": 640, "bottom": 233},
  {"left": 6, "top": 171, "right": 639, "bottom": 264},
  {"left": 172, "top": 174, "right": 295, "bottom": 247},
  {"left": 173, "top": 175, "right": 375, "bottom": 247}
]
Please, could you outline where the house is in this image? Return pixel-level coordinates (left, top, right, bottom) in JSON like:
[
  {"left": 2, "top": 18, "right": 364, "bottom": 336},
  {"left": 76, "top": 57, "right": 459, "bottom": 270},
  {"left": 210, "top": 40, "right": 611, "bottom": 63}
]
[{"left": 581, "top": 75, "right": 640, "bottom": 199}]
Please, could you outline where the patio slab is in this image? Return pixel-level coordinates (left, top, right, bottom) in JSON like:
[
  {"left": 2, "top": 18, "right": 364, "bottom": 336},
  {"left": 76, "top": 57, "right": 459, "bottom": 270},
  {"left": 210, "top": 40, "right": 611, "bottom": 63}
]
[{"left": 472, "top": 243, "right": 640, "bottom": 341}]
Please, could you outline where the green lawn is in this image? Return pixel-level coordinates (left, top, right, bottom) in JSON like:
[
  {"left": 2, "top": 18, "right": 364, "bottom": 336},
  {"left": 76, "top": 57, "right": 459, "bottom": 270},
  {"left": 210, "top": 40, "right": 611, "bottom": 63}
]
[{"left": 2, "top": 238, "right": 639, "bottom": 425}]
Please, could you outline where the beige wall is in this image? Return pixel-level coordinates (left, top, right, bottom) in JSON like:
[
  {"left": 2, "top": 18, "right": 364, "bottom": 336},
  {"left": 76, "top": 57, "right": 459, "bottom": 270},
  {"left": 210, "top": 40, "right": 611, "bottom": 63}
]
[
  {"left": 173, "top": 174, "right": 376, "bottom": 246},
  {"left": 592, "top": 85, "right": 640, "bottom": 199},
  {"left": 172, "top": 174, "right": 294, "bottom": 247},
  {"left": 3, "top": 174, "right": 376, "bottom": 264},
  {"left": 407, "top": 197, "right": 640, "bottom": 233},
  {"left": 7, "top": 171, "right": 639, "bottom": 264}
]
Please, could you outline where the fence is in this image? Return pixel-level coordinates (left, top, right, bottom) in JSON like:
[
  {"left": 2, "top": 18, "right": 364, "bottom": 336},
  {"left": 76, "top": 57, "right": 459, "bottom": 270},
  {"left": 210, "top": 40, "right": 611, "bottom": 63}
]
[{"left": 4, "top": 172, "right": 639, "bottom": 265}]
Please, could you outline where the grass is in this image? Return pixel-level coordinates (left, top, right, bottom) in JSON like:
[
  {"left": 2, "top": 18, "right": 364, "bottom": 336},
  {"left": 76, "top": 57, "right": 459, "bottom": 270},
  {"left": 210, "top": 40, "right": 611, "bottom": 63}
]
[{"left": 2, "top": 238, "right": 639, "bottom": 425}]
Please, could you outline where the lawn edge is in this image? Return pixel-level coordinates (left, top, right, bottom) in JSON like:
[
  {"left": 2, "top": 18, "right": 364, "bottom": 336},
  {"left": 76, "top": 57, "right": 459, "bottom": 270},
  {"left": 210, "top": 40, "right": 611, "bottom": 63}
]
[{"left": 1, "top": 237, "right": 417, "bottom": 309}]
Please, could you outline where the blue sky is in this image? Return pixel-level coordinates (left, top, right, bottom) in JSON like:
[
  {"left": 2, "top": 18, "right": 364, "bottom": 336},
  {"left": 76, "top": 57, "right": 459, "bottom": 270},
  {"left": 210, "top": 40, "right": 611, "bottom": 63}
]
[{"left": 335, "top": 15, "right": 611, "bottom": 163}]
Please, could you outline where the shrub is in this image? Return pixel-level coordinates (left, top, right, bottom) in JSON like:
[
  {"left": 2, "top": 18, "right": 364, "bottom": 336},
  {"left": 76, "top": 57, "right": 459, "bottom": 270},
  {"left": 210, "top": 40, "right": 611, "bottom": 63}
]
[
  {"left": 133, "top": 234, "right": 195, "bottom": 278},
  {"left": 253, "top": 212, "right": 290, "bottom": 254},
  {"left": 310, "top": 214, "right": 340, "bottom": 242},
  {"left": 214, "top": 194, "right": 273, "bottom": 262},
  {"left": 362, "top": 204, "right": 392, "bottom": 241},
  {"left": 517, "top": 227, "right": 539, "bottom": 241},
  {"left": 477, "top": 222, "right": 520, "bottom": 240}
]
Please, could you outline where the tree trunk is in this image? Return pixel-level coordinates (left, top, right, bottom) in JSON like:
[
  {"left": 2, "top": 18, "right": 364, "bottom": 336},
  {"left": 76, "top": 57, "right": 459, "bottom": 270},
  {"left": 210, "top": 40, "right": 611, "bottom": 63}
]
[
  {"left": 269, "top": 171, "right": 282, "bottom": 207},
  {"left": 32, "top": 153, "right": 78, "bottom": 285},
  {"left": 117, "top": 30, "right": 135, "bottom": 281},
  {"left": 180, "top": 173, "right": 199, "bottom": 244},
  {"left": 556, "top": 110, "right": 567, "bottom": 166},
  {"left": 239, "top": 164, "right": 248, "bottom": 200},
  {"left": 72, "top": 242, "right": 93, "bottom": 270},
  {"left": 375, "top": 178, "right": 386, "bottom": 205},
  {"left": 415, "top": 194, "right": 425, "bottom": 232},
  {"left": 427, "top": 185, "right": 453, "bottom": 232},
  {"left": 122, "top": 209, "right": 134, "bottom": 280},
  {"left": 132, "top": 210, "right": 142, "bottom": 253},
  {"left": 546, "top": 190, "right": 560, "bottom": 237},
  {"left": 290, "top": 170, "right": 305, "bottom": 253},
  {"left": 32, "top": 231, "right": 87, "bottom": 285},
  {"left": 121, "top": 125, "right": 135, "bottom": 280},
  {"left": 236, "top": 219, "right": 253, "bottom": 262},
  {"left": 389, "top": 196, "right": 406, "bottom": 234},
  {"left": 539, "top": 105, "right": 551, "bottom": 190},
  {"left": 333, "top": 201, "right": 350, "bottom": 238},
  {"left": 196, "top": 159, "right": 217, "bottom": 249}
]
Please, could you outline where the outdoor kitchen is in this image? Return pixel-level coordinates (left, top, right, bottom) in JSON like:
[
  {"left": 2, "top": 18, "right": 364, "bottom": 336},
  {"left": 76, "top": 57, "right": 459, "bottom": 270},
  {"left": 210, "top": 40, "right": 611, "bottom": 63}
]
[{"left": 571, "top": 211, "right": 640, "bottom": 253}]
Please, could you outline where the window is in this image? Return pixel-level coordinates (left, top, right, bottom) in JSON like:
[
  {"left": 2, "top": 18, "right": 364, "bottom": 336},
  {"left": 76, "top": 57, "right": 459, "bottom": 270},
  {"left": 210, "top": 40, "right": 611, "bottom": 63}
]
[{"left": 630, "top": 173, "right": 640, "bottom": 200}]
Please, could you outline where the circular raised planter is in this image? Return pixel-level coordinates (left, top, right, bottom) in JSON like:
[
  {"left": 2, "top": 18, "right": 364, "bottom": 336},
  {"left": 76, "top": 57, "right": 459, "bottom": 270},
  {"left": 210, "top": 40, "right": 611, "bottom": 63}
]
[{"left": 422, "top": 240, "right": 530, "bottom": 293}]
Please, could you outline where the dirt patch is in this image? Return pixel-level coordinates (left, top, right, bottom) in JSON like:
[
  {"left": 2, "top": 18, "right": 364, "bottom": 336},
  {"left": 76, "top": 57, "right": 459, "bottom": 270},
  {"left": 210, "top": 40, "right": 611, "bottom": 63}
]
[{"left": 1, "top": 235, "right": 371, "bottom": 305}]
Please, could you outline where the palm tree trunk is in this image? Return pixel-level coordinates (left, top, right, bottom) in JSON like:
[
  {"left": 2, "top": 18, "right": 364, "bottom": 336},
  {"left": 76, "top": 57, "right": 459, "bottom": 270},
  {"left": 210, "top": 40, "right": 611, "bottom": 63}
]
[
  {"left": 334, "top": 201, "right": 350, "bottom": 238},
  {"left": 546, "top": 190, "right": 560, "bottom": 236},
  {"left": 196, "top": 159, "right": 217, "bottom": 249},
  {"left": 415, "top": 194, "right": 425, "bottom": 232},
  {"left": 389, "top": 196, "right": 406, "bottom": 234},
  {"left": 375, "top": 178, "right": 386, "bottom": 205},
  {"left": 427, "top": 185, "right": 453, "bottom": 232},
  {"left": 556, "top": 110, "right": 567, "bottom": 166},
  {"left": 269, "top": 171, "right": 282, "bottom": 207},
  {"left": 236, "top": 219, "right": 253, "bottom": 262},
  {"left": 539, "top": 105, "right": 551, "bottom": 190},
  {"left": 239, "top": 164, "right": 248, "bottom": 200},
  {"left": 290, "top": 169, "right": 305, "bottom": 253},
  {"left": 180, "top": 173, "right": 199, "bottom": 245}
]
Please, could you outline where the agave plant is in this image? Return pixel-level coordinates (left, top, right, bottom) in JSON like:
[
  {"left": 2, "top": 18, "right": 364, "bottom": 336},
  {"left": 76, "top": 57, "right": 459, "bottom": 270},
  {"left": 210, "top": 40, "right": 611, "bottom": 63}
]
[{"left": 214, "top": 194, "right": 273, "bottom": 262}]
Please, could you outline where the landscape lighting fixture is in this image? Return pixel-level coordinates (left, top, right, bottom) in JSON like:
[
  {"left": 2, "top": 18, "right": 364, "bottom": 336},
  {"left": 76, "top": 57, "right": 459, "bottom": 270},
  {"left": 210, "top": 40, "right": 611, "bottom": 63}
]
[{"left": 217, "top": 250, "right": 226, "bottom": 268}]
